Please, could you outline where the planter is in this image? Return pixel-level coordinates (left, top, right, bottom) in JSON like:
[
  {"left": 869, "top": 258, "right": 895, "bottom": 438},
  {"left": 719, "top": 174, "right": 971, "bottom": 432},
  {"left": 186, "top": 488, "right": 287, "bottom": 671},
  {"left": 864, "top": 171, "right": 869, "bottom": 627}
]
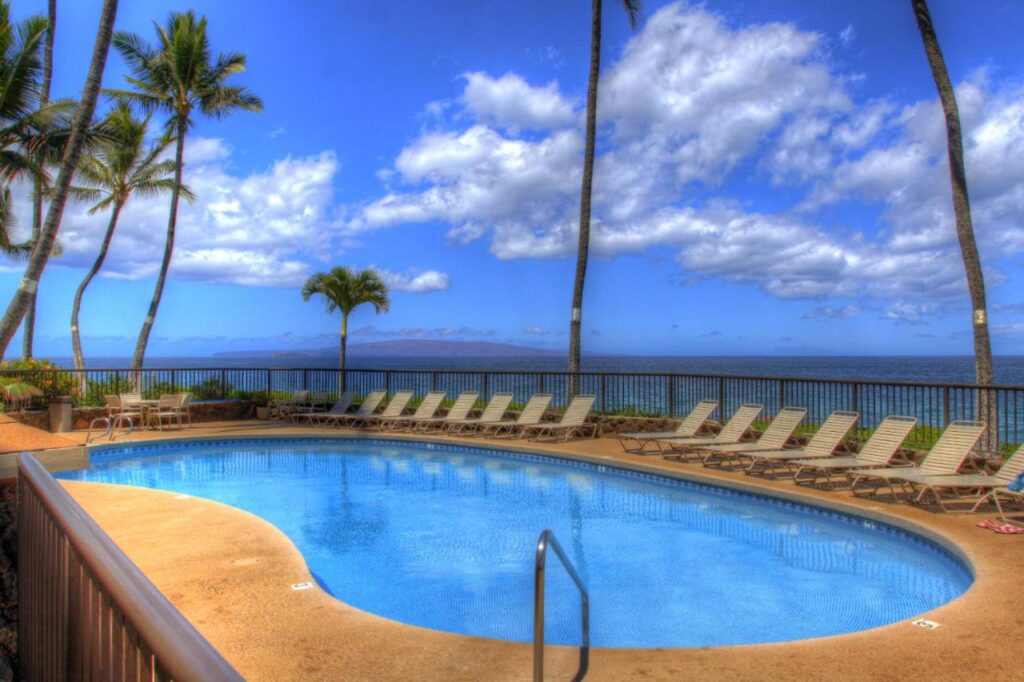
[{"left": 255, "top": 406, "right": 271, "bottom": 420}]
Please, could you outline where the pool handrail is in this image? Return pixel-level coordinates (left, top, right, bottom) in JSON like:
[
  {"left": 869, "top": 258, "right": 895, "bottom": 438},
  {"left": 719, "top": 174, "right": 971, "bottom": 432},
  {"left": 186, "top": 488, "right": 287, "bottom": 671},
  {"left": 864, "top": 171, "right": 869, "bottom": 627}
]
[
  {"left": 17, "top": 452, "right": 242, "bottom": 681},
  {"left": 534, "top": 528, "right": 589, "bottom": 682}
]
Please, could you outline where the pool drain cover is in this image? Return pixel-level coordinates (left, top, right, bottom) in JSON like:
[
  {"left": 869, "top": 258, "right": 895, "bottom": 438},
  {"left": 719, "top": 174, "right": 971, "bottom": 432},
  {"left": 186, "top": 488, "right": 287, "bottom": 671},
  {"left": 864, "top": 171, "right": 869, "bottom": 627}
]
[
  {"left": 291, "top": 582, "right": 313, "bottom": 591},
  {"left": 912, "top": 619, "right": 941, "bottom": 630}
]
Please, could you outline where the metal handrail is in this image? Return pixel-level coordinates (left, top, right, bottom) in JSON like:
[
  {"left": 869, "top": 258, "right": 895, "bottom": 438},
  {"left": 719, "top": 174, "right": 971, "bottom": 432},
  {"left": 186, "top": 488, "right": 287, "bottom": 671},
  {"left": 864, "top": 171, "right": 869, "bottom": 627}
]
[
  {"left": 534, "top": 529, "right": 589, "bottom": 682},
  {"left": 18, "top": 452, "right": 242, "bottom": 681}
]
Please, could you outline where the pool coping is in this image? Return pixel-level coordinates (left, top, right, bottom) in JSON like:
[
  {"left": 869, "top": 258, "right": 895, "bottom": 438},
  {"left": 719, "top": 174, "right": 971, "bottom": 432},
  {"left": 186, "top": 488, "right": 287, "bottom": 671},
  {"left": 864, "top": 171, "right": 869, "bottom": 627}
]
[{"left": 53, "top": 422, "right": 1022, "bottom": 680}]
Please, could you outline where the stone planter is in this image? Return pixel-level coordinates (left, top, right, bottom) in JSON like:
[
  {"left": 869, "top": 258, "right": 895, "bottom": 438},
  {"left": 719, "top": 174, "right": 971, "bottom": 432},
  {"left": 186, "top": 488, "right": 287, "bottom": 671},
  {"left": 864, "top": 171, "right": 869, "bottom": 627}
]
[{"left": 255, "top": 406, "right": 271, "bottom": 420}]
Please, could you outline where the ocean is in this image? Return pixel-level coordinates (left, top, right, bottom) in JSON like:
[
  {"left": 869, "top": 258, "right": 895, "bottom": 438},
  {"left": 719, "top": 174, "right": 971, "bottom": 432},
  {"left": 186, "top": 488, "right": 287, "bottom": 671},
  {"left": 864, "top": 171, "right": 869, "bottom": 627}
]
[{"left": 44, "top": 355, "right": 1024, "bottom": 386}]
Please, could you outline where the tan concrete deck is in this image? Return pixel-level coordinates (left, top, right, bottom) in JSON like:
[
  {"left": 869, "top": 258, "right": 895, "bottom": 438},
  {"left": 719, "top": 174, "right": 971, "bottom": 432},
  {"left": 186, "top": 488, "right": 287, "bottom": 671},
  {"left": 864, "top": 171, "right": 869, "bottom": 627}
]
[{"left": 54, "top": 421, "right": 1022, "bottom": 681}]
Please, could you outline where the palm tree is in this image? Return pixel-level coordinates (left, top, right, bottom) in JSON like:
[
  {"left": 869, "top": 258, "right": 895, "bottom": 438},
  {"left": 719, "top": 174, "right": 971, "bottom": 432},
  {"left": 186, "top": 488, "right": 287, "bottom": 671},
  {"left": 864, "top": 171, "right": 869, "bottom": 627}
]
[
  {"left": 22, "top": 0, "right": 57, "bottom": 359},
  {"left": 0, "top": 2, "right": 47, "bottom": 250},
  {"left": 910, "top": 0, "right": 995, "bottom": 441},
  {"left": 70, "top": 102, "right": 191, "bottom": 371},
  {"left": 107, "top": 11, "right": 262, "bottom": 371},
  {"left": 301, "top": 267, "right": 390, "bottom": 389},
  {"left": 0, "top": 0, "right": 119, "bottom": 358},
  {"left": 569, "top": 0, "right": 641, "bottom": 396}
]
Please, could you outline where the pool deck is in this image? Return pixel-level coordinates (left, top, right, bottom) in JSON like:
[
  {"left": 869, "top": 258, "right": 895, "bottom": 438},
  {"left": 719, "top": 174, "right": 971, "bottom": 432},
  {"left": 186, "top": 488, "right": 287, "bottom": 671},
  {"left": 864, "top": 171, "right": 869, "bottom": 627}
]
[{"left": 50, "top": 420, "right": 1023, "bottom": 681}]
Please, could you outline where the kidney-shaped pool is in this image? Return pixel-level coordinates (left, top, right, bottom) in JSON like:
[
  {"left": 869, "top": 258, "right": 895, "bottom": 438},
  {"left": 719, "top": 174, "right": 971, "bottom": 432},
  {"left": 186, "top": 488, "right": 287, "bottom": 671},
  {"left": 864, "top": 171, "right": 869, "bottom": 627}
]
[{"left": 59, "top": 437, "right": 972, "bottom": 648}]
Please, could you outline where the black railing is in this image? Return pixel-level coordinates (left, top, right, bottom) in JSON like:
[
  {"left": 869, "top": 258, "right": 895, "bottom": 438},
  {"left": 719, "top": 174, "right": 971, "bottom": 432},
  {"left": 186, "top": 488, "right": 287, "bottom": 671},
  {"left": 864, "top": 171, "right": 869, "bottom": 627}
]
[{"left": 1, "top": 366, "right": 1021, "bottom": 451}]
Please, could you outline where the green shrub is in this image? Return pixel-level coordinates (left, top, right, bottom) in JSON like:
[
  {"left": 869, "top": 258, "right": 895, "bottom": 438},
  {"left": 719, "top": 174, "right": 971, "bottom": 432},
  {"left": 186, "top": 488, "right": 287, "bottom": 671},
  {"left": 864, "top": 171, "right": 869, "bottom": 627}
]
[
  {"left": 81, "top": 376, "right": 136, "bottom": 407},
  {"left": 0, "top": 358, "right": 77, "bottom": 405},
  {"left": 190, "top": 377, "right": 234, "bottom": 400}
]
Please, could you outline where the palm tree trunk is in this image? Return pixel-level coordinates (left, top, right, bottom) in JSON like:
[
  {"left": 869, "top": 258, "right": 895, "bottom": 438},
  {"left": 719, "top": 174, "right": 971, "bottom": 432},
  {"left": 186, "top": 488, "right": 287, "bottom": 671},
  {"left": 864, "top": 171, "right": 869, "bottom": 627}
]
[
  {"left": 22, "top": 0, "right": 57, "bottom": 360},
  {"left": 71, "top": 200, "right": 122, "bottom": 371},
  {"left": 0, "top": 0, "right": 118, "bottom": 358},
  {"left": 569, "top": 0, "right": 603, "bottom": 397},
  {"left": 911, "top": 0, "right": 996, "bottom": 445},
  {"left": 131, "top": 118, "right": 186, "bottom": 370},
  {"left": 340, "top": 314, "right": 348, "bottom": 392}
]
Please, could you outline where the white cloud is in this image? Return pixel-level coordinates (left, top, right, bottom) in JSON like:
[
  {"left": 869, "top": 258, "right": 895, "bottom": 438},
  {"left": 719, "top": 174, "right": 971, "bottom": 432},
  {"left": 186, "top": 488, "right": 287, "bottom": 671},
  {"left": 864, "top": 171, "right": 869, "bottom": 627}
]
[
  {"left": 376, "top": 268, "right": 450, "bottom": 293},
  {"left": 523, "top": 325, "right": 547, "bottom": 335},
  {"left": 7, "top": 139, "right": 343, "bottom": 288},
  {"left": 345, "top": 1, "right": 1024, "bottom": 320},
  {"left": 461, "top": 72, "right": 576, "bottom": 131}
]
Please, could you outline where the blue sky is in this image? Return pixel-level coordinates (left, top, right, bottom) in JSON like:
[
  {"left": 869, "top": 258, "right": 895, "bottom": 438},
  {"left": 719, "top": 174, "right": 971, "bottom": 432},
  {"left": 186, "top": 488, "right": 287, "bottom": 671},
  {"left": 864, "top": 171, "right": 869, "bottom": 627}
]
[{"left": 4, "top": 0, "right": 1024, "bottom": 358}]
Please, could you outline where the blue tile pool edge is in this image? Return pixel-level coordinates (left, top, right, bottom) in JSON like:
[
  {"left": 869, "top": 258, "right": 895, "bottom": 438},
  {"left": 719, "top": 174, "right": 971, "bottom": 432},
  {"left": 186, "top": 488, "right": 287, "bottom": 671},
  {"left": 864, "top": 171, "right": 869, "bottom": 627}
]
[{"left": 80, "top": 434, "right": 976, "bottom": 588}]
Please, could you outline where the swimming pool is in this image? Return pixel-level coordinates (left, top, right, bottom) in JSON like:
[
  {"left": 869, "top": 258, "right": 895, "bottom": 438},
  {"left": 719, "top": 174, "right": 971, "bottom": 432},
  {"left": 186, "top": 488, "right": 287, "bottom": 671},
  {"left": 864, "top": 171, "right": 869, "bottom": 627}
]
[{"left": 59, "top": 437, "right": 972, "bottom": 648}]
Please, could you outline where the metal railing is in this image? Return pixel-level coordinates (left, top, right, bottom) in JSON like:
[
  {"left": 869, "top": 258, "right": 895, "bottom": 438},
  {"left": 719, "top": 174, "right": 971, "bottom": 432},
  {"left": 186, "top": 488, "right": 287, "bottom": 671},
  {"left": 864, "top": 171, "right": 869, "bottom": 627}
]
[
  {"left": 2, "top": 365, "right": 1022, "bottom": 450},
  {"left": 534, "top": 529, "right": 589, "bottom": 682},
  {"left": 17, "top": 452, "right": 242, "bottom": 681}
]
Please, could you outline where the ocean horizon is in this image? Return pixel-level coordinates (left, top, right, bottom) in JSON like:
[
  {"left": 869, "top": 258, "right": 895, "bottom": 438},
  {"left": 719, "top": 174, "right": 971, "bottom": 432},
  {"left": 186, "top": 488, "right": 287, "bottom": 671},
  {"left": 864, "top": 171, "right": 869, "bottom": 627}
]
[{"left": 32, "top": 355, "right": 1024, "bottom": 386}]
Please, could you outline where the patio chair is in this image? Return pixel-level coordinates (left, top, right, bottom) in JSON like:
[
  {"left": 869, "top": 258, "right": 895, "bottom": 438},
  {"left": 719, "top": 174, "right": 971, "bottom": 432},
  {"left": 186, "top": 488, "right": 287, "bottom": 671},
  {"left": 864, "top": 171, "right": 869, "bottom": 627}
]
[
  {"left": 618, "top": 399, "right": 719, "bottom": 454},
  {"left": 353, "top": 390, "right": 415, "bottom": 429},
  {"left": 477, "top": 394, "right": 554, "bottom": 438},
  {"left": 848, "top": 420, "right": 986, "bottom": 501},
  {"left": 293, "top": 392, "right": 356, "bottom": 424},
  {"left": 726, "top": 410, "right": 861, "bottom": 476},
  {"left": 790, "top": 416, "right": 918, "bottom": 488},
  {"left": 292, "top": 391, "right": 330, "bottom": 415},
  {"left": 696, "top": 406, "right": 808, "bottom": 468},
  {"left": 180, "top": 393, "right": 193, "bottom": 428},
  {"left": 447, "top": 393, "right": 515, "bottom": 435},
  {"left": 380, "top": 391, "right": 446, "bottom": 430},
  {"left": 410, "top": 391, "right": 479, "bottom": 432},
  {"left": 894, "top": 442, "right": 1024, "bottom": 512},
  {"left": 271, "top": 390, "right": 309, "bottom": 419},
  {"left": 659, "top": 404, "right": 764, "bottom": 461},
  {"left": 519, "top": 395, "right": 598, "bottom": 442},
  {"left": 324, "top": 390, "right": 386, "bottom": 427},
  {"left": 146, "top": 394, "right": 188, "bottom": 431},
  {"left": 86, "top": 395, "right": 143, "bottom": 443}
]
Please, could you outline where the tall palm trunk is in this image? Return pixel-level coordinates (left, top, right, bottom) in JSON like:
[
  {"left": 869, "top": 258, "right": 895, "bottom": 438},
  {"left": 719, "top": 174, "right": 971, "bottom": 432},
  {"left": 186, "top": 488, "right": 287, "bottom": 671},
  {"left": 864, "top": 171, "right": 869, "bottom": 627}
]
[
  {"left": 131, "top": 118, "right": 186, "bottom": 370},
  {"left": 71, "top": 200, "right": 123, "bottom": 371},
  {"left": 569, "top": 0, "right": 603, "bottom": 397},
  {"left": 22, "top": 0, "right": 57, "bottom": 360},
  {"left": 340, "top": 313, "right": 348, "bottom": 392},
  {"left": 911, "top": 0, "right": 995, "bottom": 444},
  {"left": 0, "top": 0, "right": 118, "bottom": 358}
]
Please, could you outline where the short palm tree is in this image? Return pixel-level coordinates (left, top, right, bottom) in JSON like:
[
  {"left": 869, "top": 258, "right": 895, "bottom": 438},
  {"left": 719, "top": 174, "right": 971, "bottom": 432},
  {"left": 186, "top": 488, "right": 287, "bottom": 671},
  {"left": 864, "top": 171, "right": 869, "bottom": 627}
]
[
  {"left": 0, "top": 0, "right": 119, "bottom": 357},
  {"left": 569, "top": 0, "right": 642, "bottom": 396},
  {"left": 70, "top": 102, "right": 191, "bottom": 371},
  {"left": 107, "top": 11, "right": 262, "bottom": 370},
  {"left": 302, "top": 267, "right": 390, "bottom": 388}
]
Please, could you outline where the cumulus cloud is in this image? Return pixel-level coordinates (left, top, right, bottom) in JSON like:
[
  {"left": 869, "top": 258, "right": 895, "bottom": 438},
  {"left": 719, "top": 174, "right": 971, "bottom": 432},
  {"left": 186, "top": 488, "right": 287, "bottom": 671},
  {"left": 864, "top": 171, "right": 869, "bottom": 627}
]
[
  {"left": 376, "top": 268, "right": 450, "bottom": 293},
  {"left": 461, "top": 72, "right": 576, "bottom": 131},
  {"left": 8, "top": 139, "right": 343, "bottom": 288},
  {"left": 345, "top": 1, "right": 1024, "bottom": 320}
]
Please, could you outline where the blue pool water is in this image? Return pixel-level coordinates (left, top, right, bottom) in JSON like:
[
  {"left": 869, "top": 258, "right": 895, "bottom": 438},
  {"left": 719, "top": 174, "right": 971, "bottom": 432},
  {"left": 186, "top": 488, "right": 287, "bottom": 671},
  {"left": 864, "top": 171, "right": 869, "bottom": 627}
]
[{"left": 58, "top": 438, "right": 972, "bottom": 648}]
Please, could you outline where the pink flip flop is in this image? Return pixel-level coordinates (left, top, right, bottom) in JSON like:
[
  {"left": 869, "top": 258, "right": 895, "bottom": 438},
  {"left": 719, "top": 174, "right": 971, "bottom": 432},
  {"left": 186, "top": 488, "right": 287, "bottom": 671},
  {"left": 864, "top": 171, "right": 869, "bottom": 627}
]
[
  {"left": 977, "top": 519, "right": 1001, "bottom": 531},
  {"left": 994, "top": 523, "right": 1024, "bottom": 535}
]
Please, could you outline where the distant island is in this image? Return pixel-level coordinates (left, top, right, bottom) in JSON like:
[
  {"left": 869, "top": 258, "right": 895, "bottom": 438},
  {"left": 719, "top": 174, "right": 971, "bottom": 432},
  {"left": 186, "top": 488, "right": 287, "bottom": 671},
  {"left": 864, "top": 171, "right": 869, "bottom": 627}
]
[{"left": 214, "top": 339, "right": 564, "bottom": 359}]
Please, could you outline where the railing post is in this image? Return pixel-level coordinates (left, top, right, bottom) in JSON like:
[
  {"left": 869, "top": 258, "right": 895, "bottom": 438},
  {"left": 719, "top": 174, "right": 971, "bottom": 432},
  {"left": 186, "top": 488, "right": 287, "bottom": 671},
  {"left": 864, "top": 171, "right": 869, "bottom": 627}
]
[
  {"left": 431, "top": 371, "right": 438, "bottom": 392},
  {"left": 943, "top": 386, "right": 950, "bottom": 426},
  {"left": 171, "top": 369, "right": 178, "bottom": 393},
  {"left": 265, "top": 369, "right": 271, "bottom": 396},
  {"left": 539, "top": 373, "right": 545, "bottom": 395},
  {"left": 778, "top": 379, "right": 786, "bottom": 411},
  {"left": 385, "top": 370, "right": 392, "bottom": 395},
  {"left": 850, "top": 382, "right": 858, "bottom": 414},
  {"left": 221, "top": 369, "right": 228, "bottom": 399},
  {"left": 667, "top": 375, "right": 675, "bottom": 418},
  {"left": 718, "top": 376, "right": 726, "bottom": 417},
  {"left": 303, "top": 369, "right": 309, "bottom": 391},
  {"left": 600, "top": 374, "right": 606, "bottom": 415},
  {"left": 482, "top": 372, "right": 490, "bottom": 402}
]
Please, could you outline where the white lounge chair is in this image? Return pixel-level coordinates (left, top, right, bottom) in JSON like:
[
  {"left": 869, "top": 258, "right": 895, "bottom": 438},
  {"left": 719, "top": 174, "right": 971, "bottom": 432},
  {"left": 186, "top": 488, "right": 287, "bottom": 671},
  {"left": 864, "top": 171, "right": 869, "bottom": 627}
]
[
  {"left": 697, "top": 406, "right": 808, "bottom": 468},
  {"left": 790, "top": 416, "right": 918, "bottom": 488},
  {"left": 477, "top": 394, "right": 553, "bottom": 438},
  {"left": 447, "top": 393, "right": 514, "bottom": 435},
  {"left": 519, "top": 395, "right": 597, "bottom": 442},
  {"left": 618, "top": 400, "right": 718, "bottom": 454},
  {"left": 410, "top": 392, "right": 479, "bottom": 432},
  {"left": 659, "top": 404, "right": 764, "bottom": 461}
]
